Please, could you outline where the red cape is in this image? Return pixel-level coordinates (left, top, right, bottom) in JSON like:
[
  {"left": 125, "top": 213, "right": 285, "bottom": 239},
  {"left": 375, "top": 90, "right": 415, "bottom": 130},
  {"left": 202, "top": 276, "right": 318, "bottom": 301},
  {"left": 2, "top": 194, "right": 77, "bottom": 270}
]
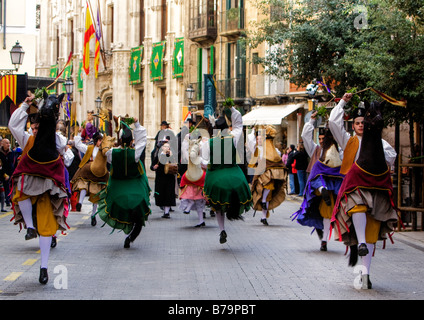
[{"left": 180, "top": 171, "right": 206, "bottom": 188}]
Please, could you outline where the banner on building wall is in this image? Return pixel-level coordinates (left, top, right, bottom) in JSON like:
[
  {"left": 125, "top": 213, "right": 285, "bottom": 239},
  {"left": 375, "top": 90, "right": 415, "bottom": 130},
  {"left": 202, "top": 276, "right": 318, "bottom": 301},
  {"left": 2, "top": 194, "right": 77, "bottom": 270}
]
[
  {"left": 150, "top": 41, "right": 166, "bottom": 82},
  {"left": 62, "top": 62, "right": 73, "bottom": 92},
  {"left": 203, "top": 74, "right": 217, "bottom": 119},
  {"left": 78, "top": 62, "right": 84, "bottom": 92},
  {"left": 49, "top": 65, "right": 58, "bottom": 93},
  {"left": 0, "top": 75, "right": 17, "bottom": 104},
  {"left": 172, "top": 38, "right": 184, "bottom": 78},
  {"left": 129, "top": 46, "right": 144, "bottom": 85}
]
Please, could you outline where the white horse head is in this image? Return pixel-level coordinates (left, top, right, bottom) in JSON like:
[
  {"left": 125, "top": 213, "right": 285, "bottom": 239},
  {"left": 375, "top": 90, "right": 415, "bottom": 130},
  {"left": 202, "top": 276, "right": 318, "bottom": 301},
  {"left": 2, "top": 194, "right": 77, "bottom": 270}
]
[{"left": 185, "top": 137, "right": 204, "bottom": 182}]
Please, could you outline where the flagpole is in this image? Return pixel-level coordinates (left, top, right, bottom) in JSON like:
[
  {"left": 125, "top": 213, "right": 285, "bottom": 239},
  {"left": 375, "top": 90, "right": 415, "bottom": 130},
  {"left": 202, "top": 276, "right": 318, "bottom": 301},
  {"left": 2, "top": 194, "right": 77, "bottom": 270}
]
[
  {"left": 97, "top": 0, "right": 107, "bottom": 70},
  {"left": 46, "top": 52, "right": 73, "bottom": 90}
]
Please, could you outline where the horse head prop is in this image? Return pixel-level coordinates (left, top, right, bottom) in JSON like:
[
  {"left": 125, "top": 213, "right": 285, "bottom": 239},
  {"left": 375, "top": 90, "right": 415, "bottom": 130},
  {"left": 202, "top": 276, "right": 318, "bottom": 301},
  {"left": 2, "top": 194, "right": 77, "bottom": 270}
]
[
  {"left": 356, "top": 101, "right": 387, "bottom": 175},
  {"left": 28, "top": 91, "right": 65, "bottom": 163},
  {"left": 185, "top": 137, "right": 204, "bottom": 182},
  {"left": 100, "top": 135, "right": 116, "bottom": 156},
  {"left": 90, "top": 135, "right": 116, "bottom": 178},
  {"left": 319, "top": 126, "right": 341, "bottom": 168}
]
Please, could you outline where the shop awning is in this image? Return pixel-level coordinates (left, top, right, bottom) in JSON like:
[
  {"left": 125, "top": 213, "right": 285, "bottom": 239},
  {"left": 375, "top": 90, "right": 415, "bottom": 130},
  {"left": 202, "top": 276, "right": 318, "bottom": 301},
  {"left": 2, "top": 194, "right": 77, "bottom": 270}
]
[{"left": 242, "top": 103, "right": 304, "bottom": 126}]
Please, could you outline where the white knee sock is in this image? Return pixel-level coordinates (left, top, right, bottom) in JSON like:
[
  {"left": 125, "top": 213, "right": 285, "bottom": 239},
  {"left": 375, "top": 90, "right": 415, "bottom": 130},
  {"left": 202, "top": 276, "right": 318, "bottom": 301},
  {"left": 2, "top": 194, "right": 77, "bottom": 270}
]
[
  {"left": 164, "top": 206, "right": 170, "bottom": 214},
  {"left": 323, "top": 218, "right": 331, "bottom": 241},
  {"left": 39, "top": 236, "right": 52, "bottom": 269},
  {"left": 262, "top": 189, "right": 271, "bottom": 203},
  {"left": 352, "top": 212, "right": 367, "bottom": 244},
  {"left": 361, "top": 243, "right": 374, "bottom": 275},
  {"left": 19, "top": 198, "right": 34, "bottom": 229},
  {"left": 216, "top": 210, "right": 225, "bottom": 231},
  {"left": 79, "top": 189, "right": 87, "bottom": 203},
  {"left": 92, "top": 203, "right": 97, "bottom": 216},
  {"left": 262, "top": 189, "right": 270, "bottom": 219},
  {"left": 197, "top": 207, "right": 204, "bottom": 224}
]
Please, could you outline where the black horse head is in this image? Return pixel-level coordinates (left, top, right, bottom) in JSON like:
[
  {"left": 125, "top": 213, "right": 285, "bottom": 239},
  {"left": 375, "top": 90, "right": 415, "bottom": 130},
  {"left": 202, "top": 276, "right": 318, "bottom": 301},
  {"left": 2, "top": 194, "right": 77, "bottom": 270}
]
[
  {"left": 356, "top": 100, "right": 387, "bottom": 175},
  {"left": 363, "top": 101, "right": 385, "bottom": 135},
  {"left": 27, "top": 91, "right": 65, "bottom": 163},
  {"left": 39, "top": 90, "right": 65, "bottom": 122}
]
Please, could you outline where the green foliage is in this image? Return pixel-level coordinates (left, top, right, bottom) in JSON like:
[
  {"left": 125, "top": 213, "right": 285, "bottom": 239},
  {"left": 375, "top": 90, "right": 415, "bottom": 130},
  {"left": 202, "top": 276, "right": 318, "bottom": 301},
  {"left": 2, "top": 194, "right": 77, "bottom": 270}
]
[
  {"left": 246, "top": 0, "right": 424, "bottom": 127},
  {"left": 34, "top": 87, "right": 47, "bottom": 100}
]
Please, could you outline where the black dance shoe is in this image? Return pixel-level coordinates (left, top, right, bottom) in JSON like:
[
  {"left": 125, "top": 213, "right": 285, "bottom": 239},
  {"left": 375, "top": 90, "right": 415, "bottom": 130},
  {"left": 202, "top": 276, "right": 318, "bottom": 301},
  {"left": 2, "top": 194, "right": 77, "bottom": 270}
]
[
  {"left": 320, "top": 241, "right": 327, "bottom": 251},
  {"left": 91, "top": 215, "right": 97, "bottom": 226},
  {"left": 321, "top": 188, "right": 331, "bottom": 206},
  {"left": 51, "top": 236, "right": 57, "bottom": 248},
  {"left": 39, "top": 268, "right": 48, "bottom": 284},
  {"left": 361, "top": 274, "right": 372, "bottom": 289},
  {"left": 195, "top": 222, "right": 205, "bottom": 228},
  {"left": 358, "top": 243, "right": 369, "bottom": 256},
  {"left": 76, "top": 203, "right": 82, "bottom": 212},
  {"left": 219, "top": 230, "right": 227, "bottom": 244},
  {"left": 25, "top": 228, "right": 37, "bottom": 241},
  {"left": 124, "top": 236, "right": 131, "bottom": 249},
  {"left": 260, "top": 218, "right": 269, "bottom": 226}
]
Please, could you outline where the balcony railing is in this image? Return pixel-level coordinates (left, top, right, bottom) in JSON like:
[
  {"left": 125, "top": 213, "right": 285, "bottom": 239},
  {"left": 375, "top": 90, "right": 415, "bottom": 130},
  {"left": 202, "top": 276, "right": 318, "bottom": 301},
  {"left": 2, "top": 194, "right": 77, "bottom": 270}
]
[
  {"left": 220, "top": 8, "right": 245, "bottom": 37},
  {"left": 190, "top": 78, "right": 246, "bottom": 102},
  {"left": 188, "top": 5, "right": 217, "bottom": 42}
]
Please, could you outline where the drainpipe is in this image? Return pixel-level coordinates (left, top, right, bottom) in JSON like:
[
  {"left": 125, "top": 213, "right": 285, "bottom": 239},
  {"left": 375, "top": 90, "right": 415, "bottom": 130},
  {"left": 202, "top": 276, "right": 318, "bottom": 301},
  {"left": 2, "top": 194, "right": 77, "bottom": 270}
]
[{"left": 3, "top": 0, "right": 6, "bottom": 49}]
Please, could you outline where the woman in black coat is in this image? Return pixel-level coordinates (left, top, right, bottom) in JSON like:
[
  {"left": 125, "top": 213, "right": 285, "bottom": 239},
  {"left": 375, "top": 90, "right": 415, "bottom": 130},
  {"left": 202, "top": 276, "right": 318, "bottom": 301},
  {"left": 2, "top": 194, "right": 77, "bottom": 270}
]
[{"left": 151, "top": 141, "right": 177, "bottom": 218}]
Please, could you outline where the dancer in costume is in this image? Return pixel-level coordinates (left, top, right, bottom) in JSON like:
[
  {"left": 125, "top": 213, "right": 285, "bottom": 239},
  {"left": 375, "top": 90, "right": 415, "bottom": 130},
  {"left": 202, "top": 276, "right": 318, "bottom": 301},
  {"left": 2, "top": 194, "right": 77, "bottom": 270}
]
[
  {"left": 328, "top": 94, "right": 397, "bottom": 289},
  {"left": 247, "top": 126, "right": 286, "bottom": 225},
  {"left": 9, "top": 92, "right": 68, "bottom": 284},
  {"left": 203, "top": 101, "right": 252, "bottom": 244},
  {"left": 71, "top": 130, "right": 105, "bottom": 226},
  {"left": 291, "top": 112, "right": 344, "bottom": 251},
  {"left": 180, "top": 133, "right": 207, "bottom": 227},
  {"left": 97, "top": 118, "right": 151, "bottom": 248}
]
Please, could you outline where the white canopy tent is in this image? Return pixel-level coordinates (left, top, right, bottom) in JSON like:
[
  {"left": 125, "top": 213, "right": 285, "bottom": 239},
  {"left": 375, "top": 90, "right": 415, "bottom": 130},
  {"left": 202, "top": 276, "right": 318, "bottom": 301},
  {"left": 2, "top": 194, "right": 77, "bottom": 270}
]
[{"left": 242, "top": 103, "right": 304, "bottom": 126}]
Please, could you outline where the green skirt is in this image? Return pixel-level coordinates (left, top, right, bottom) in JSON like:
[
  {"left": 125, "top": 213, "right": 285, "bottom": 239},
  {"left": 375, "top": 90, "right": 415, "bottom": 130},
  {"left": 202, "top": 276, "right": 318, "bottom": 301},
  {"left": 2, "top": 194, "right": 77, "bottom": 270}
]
[
  {"left": 203, "top": 166, "right": 252, "bottom": 219},
  {"left": 97, "top": 173, "right": 151, "bottom": 234}
]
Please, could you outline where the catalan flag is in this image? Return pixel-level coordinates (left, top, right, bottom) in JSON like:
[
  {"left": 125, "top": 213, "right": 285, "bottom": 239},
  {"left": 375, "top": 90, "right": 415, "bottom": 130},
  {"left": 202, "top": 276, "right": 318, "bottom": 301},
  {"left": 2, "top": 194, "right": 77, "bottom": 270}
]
[
  {"left": 83, "top": 2, "right": 95, "bottom": 75},
  {"left": 370, "top": 88, "right": 407, "bottom": 107},
  {"left": 94, "top": 6, "right": 102, "bottom": 78},
  {"left": 0, "top": 75, "right": 17, "bottom": 104}
]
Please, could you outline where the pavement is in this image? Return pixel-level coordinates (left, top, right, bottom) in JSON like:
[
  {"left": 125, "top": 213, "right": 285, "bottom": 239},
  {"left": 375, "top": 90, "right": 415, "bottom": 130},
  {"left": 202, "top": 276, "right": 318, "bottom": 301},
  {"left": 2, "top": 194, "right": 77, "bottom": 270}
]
[{"left": 1, "top": 180, "right": 424, "bottom": 304}]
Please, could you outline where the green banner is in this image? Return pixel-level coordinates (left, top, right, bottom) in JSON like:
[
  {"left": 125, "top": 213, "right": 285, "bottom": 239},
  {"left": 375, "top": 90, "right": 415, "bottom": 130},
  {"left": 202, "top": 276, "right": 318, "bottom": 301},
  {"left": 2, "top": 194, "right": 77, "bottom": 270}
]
[
  {"left": 77, "top": 61, "right": 84, "bottom": 92},
  {"left": 172, "top": 38, "right": 184, "bottom": 78},
  {"left": 62, "top": 62, "right": 73, "bottom": 92},
  {"left": 129, "top": 46, "right": 144, "bottom": 85},
  {"left": 150, "top": 41, "right": 166, "bottom": 82},
  {"left": 49, "top": 65, "right": 58, "bottom": 94}
]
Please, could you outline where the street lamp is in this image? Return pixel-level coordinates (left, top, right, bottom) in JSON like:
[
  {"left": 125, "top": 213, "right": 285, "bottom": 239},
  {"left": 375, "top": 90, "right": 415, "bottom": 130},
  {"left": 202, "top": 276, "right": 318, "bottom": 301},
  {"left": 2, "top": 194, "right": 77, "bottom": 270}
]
[
  {"left": 95, "top": 96, "right": 102, "bottom": 128},
  {"left": 64, "top": 78, "right": 73, "bottom": 139},
  {"left": 64, "top": 77, "right": 74, "bottom": 95},
  {"left": 0, "top": 41, "right": 25, "bottom": 78},
  {"left": 186, "top": 84, "right": 194, "bottom": 104},
  {"left": 10, "top": 41, "right": 25, "bottom": 70}
]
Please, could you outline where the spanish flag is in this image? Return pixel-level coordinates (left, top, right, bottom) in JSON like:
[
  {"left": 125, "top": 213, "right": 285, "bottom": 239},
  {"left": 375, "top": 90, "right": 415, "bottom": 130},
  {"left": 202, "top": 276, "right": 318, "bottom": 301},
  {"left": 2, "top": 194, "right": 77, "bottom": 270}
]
[
  {"left": 370, "top": 88, "right": 407, "bottom": 107},
  {"left": 0, "top": 75, "right": 17, "bottom": 104},
  {"left": 83, "top": 2, "right": 95, "bottom": 75}
]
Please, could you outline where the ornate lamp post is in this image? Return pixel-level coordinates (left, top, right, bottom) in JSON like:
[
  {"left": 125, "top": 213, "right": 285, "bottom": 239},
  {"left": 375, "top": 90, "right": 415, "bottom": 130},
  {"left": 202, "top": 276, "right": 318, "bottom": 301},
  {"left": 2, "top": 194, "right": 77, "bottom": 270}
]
[{"left": 0, "top": 41, "right": 25, "bottom": 78}]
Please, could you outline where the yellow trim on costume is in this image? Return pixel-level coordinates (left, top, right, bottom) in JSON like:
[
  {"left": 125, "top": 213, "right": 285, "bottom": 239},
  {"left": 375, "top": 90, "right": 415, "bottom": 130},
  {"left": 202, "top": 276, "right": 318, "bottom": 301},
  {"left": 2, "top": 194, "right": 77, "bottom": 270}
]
[
  {"left": 27, "top": 153, "right": 61, "bottom": 165},
  {"left": 355, "top": 162, "right": 389, "bottom": 177}
]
